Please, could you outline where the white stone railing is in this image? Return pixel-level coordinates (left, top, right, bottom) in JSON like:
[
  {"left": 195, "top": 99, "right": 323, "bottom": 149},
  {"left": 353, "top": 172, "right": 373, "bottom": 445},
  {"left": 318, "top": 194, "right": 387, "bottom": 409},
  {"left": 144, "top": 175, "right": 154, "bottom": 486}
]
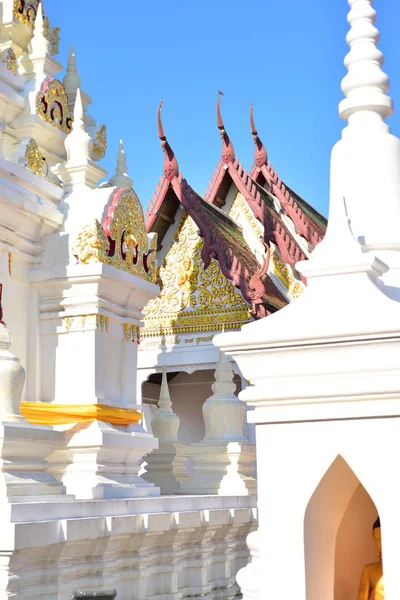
[{"left": 3, "top": 496, "right": 257, "bottom": 600}]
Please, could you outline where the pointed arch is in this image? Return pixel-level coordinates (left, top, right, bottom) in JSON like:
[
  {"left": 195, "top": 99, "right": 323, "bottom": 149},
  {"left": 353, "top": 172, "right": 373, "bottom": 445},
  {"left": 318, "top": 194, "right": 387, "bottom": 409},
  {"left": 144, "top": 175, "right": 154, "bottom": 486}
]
[{"left": 304, "top": 455, "right": 380, "bottom": 600}]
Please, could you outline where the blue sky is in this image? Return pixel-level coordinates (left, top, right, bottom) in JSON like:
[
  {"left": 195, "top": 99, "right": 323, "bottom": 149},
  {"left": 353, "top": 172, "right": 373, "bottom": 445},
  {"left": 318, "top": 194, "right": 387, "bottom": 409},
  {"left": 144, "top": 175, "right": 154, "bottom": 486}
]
[{"left": 47, "top": 0, "right": 400, "bottom": 218}]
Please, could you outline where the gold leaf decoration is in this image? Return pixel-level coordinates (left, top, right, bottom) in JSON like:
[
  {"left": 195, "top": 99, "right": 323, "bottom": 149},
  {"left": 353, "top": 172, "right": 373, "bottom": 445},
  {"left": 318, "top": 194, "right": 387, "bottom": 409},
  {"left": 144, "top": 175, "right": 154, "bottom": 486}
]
[
  {"left": 72, "top": 190, "right": 157, "bottom": 284},
  {"left": 36, "top": 79, "right": 72, "bottom": 134},
  {"left": 141, "top": 213, "right": 251, "bottom": 338},
  {"left": 2, "top": 48, "right": 17, "bottom": 75},
  {"left": 43, "top": 16, "right": 60, "bottom": 55},
  {"left": 13, "top": 0, "right": 39, "bottom": 27},
  {"left": 228, "top": 191, "right": 263, "bottom": 237},
  {"left": 71, "top": 220, "right": 110, "bottom": 265},
  {"left": 92, "top": 125, "right": 107, "bottom": 161},
  {"left": 25, "top": 139, "right": 45, "bottom": 177}
]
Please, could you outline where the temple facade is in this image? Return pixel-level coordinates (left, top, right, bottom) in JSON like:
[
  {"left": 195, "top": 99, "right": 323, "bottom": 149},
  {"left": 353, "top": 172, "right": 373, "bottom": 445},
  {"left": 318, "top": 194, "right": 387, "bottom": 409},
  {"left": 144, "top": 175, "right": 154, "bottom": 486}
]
[
  {"left": 139, "top": 98, "right": 326, "bottom": 446},
  {"left": 0, "top": 0, "right": 334, "bottom": 598}
]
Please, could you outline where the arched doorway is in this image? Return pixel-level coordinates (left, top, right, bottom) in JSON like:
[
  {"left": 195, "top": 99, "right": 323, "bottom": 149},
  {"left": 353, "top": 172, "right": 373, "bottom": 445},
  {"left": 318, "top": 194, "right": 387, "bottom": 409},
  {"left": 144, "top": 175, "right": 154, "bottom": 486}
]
[{"left": 304, "top": 455, "right": 379, "bottom": 600}]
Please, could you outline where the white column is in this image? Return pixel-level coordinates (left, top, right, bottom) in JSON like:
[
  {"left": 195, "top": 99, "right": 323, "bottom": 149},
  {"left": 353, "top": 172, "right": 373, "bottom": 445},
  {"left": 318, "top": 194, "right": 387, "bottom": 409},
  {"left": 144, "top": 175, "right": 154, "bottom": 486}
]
[
  {"left": 214, "top": 1, "right": 400, "bottom": 598},
  {"left": 236, "top": 530, "right": 260, "bottom": 600},
  {"left": 181, "top": 352, "right": 256, "bottom": 496},
  {"left": 0, "top": 303, "right": 66, "bottom": 507},
  {"left": 143, "top": 368, "right": 187, "bottom": 494}
]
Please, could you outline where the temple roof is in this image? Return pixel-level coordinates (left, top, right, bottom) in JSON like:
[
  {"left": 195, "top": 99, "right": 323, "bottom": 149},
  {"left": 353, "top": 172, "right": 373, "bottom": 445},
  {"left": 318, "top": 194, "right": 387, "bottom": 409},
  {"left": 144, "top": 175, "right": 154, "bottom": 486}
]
[
  {"left": 146, "top": 173, "right": 286, "bottom": 317},
  {"left": 145, "top": 100, "right": 329, "bottom": 319},
  {"left": 205, "top": 101, "right": 327, "bottom": 265}
]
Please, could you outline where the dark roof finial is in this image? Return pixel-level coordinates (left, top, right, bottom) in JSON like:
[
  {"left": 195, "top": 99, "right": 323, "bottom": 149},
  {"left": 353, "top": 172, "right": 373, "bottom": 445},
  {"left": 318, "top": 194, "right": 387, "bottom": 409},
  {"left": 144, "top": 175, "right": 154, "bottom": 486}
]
[
  {"left": 157, "top": 100, "right": 179, "bottom": 181},
  {"left": 250, "top": 104, "right": 268, "bottom": 168},
  {"left": 216, "top": 92, "right": 235, "bottom": 165}
]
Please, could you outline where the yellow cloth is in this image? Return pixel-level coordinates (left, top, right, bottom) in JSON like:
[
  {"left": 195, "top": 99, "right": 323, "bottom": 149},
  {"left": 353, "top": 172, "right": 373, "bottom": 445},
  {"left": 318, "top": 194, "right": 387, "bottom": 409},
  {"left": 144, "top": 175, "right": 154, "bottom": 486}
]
[{"left": 20, "top": 402, "right": 142, "bottom": 427}]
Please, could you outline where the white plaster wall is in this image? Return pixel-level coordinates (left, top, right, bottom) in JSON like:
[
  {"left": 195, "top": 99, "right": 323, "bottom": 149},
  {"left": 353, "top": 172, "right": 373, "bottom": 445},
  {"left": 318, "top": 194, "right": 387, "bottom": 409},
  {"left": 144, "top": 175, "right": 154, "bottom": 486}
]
[
  {"left": 253, "top": 416, "right": 400, "bottom": 600},
  {"left": 0, "top": 251, "right": 31, "bottom": 400}
]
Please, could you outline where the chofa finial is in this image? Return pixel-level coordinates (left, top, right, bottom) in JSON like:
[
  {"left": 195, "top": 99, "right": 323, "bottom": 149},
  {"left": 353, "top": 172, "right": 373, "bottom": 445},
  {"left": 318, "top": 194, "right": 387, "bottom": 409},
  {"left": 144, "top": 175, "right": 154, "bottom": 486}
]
[
  {"left": 250, "top": 104, "right": 268, "bottom": 168},
  {"left": 216, "top": 92, "right": 235, "bottom": 165},
  {"left": 157, "top": 100, "right": 179, "bottom": 181}
]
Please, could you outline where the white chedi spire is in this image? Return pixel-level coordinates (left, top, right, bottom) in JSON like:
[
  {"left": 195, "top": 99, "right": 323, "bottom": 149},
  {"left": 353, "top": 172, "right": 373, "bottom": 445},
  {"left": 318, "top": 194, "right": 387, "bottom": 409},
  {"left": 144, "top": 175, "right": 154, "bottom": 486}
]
[
  {"left": 310, "top": 0, "right": 400, "bottom": 284},
  {"left": 340, "top": 0, "right": 392, "bottom": 123},
  {"left": 109, "top": 140, "right": 133, "bottom": 188},
  {"left": 65, "top": 88, "right": 92, "bottom": 164},
  {"left": 151, "top": 367, "right": 180, "bottom": 444},
  {"left": 30, "top": 2, "right": 51, "bottom": 58},
  {"left": 202, "top": 351, "right": 246, "bottom": 442},
  {"left": 63, "top": 45, "right": 81, "bottom": 97}
]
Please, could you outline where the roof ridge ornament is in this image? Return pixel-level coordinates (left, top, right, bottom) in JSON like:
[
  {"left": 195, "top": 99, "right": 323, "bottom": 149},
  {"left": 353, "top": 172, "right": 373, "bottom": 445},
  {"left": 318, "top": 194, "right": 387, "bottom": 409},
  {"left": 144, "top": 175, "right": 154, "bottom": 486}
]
[
  {"left": 339, "top": 0, "right": 392, "bottom": 123},
  {"left": 216, "top": 91, "right": 235, "bottom": 165},
  {"left": 250, "top": 104, "right": 268, "bottom": 168},
  {"left": 157, "top": 100, "right": 179, "bottom": 181}
]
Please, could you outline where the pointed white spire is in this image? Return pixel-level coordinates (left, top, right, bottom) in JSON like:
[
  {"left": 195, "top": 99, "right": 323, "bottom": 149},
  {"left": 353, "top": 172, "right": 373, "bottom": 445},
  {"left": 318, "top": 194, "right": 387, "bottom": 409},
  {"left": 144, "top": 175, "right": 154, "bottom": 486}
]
[
  {"left": 65, "top": 88, "right": 92, "bottom": 164},
  {"left": 30, "top": 2, "right": 51, "bottom": 58},
  {"left": 151, "top": 367, "right": 180, "bottom": 444},
  {"left": 202, "top": 351, "right": 246, "bottom": 442},
  {"left": 340, "top": 0, "right": 392, "bottom": 123},
  {"left": 63, "top": 45, "right": 81, "bottom": 97},
  {"left": 109, "top": 140, "right": 133, "bottom": 188},
  {"left": 211, "top": 350, "right": 236, "bottom": 396}
]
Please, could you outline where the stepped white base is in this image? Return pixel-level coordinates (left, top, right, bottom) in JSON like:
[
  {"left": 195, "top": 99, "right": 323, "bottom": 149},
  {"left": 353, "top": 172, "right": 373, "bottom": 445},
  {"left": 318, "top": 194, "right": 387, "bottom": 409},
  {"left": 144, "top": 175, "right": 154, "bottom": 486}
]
[
  {"left": 0, "top": 420, "right": 67, "bottom": 504},
  {"left": 143, "top": 442, "right": 188, "bottom": 494},
  {"left": 181, "top": 441, "right": 257, "bottom": 496},
  {"left": 47, "top": 420, "right": 160, "bottom": 499}
]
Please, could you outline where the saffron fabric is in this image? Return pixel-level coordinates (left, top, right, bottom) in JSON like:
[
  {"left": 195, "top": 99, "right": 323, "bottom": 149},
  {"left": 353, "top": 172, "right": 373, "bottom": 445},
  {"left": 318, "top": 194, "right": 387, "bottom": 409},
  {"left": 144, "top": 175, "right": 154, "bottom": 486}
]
[{"left": 20, "top": 402, "right": 142, "bottom": 427}]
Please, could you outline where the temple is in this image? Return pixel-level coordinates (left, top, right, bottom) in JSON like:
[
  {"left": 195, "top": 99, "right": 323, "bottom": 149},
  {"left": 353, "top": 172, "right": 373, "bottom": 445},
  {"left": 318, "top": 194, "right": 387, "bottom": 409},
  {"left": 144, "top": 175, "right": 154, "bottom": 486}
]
[
  {"left": 139, "top": 98, "right": 326, "bottom": 449},
  {"left": 4, "top": 0, "right": 396, "bottom": 598}
]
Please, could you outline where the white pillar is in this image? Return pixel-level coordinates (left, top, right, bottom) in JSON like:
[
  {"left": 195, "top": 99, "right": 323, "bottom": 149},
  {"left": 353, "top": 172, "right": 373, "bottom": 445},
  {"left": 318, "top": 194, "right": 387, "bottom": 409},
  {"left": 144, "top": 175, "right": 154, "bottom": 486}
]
[
  {"left": 143, "top": 368, "right": 187, "bottom": 494},
  {"left": 181, "top": 352, "right": 256, "bottom": 496},
  {"left": 0, "top": 291, "right": 66, "bottom": 508},
  {"left": 236, "top": 530, "right": 260, "bottom": 600},
  {"left": 214, "top": 2, "right": 400, "bottom": 598}
]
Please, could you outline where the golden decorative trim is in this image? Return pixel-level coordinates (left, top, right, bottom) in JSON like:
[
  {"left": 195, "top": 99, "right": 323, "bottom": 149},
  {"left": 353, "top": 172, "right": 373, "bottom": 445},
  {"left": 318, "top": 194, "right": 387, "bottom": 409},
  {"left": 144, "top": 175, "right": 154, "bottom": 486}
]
[
  {"left": 43, "top": 16, "right": 60, "bottom": 55},
  {"left": 229, "top": 192, "right": 263, "bottom": 237},
  {"left": 141, "top": 213, "right": 251, "bottom": 339},
  {"left": 62, "top": 315, "right": 110, "bottom": 333},
  {"left": 72, "top": 220, "right": 110, "bottom": 265},
  {"left": 64, "top": 317, "right": 73, "bottom": 332},
  {"left": 72, "top": 189, "right": 157, "bottom": 283},
  {"left": 92, "top": 124, "right": 107, "bottom": 160},
  {"left": 123, "top": 323, "right": 140, "bottom": 342},
  {"left": 36, "top": 79, "right": 72, "bottom": 134},
  {"left": 25, "top": 139, "right": 45, "bottom": 177},
  {"left": 2, "top": 48, "right": 17, "bottom": 75},
  {"left": 13, "top": 0, "right": 39, "bottom": 27},
  {"left": 8, "top": 253, "right": 12, "bottom": 276},
  {"left": 272, "top": 252, "right": 304, "bottom": 300}
]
